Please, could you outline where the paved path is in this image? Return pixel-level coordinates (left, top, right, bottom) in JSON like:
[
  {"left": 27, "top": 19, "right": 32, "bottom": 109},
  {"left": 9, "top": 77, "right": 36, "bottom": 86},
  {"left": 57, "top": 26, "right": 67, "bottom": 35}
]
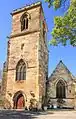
[
  {"left": 0, "top": 110, "right": 76, "bottom": 119},
  {"left": 37, "top": 111, "right": 76, "bottom": 119}
]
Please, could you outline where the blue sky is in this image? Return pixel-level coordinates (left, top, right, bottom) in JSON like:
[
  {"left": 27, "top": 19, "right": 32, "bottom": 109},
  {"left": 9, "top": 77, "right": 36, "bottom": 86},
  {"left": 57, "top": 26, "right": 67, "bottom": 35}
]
[{"left": 0, "top": 0, "right": 76, "bottom": 77}]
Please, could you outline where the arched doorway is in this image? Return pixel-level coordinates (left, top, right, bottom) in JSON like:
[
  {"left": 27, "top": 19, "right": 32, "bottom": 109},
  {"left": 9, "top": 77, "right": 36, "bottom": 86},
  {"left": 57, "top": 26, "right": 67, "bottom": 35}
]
[
  {"left": 13, "top": 91, "right": 25, "bottom": 109},
  {"left": 56, "top": 80, "right": 66, "bottom": 98}
]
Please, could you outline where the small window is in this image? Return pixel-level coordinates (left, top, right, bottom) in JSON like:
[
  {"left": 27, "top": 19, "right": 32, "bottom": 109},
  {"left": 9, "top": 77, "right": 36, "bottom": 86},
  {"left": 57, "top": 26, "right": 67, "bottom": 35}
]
[
  {"left": 21, "top": 44, "right": 24, "bottom": 50},
  {"left": 69, "top": 90, "right": 71, "bottom": 93},
  {"left": 22, "top": 19, "right": 25, "bottom": 30},
  {"left": 26, "top": 18, "right": 28, "bottom": 29},
  {"left": 21, "top": 13, "right": 28, "bottom": 31}
]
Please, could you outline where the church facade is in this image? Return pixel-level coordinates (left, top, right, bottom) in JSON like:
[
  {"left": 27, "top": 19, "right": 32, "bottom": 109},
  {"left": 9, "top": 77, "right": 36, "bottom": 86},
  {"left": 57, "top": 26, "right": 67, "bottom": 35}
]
[
  {"left": 47, "top": 60, "right": 76, "bottom": 108},
  {"left": 1, "top": 2, "right": 76, "bottom": 109}
]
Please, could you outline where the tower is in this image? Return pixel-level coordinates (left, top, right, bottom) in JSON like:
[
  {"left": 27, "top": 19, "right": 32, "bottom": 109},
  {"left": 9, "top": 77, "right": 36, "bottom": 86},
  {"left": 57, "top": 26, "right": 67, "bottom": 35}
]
[{"left": 4, "top": 2, "right": 48, "bottom": 109}]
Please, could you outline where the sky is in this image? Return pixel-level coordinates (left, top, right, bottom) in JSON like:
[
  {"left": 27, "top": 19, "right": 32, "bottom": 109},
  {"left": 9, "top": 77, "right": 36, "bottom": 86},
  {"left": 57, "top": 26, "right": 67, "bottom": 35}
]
[{"left": 0, "top": 0, "right": 76, "bottom": 77}]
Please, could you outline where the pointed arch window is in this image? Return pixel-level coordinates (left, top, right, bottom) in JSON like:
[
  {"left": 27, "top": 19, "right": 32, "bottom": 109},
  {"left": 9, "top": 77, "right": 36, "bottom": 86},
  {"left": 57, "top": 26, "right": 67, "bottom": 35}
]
[
  {"left": 56, "top": 80, "right": 66, "bottom": 98},
  {"left": 16, "top": 59, "right": 26, "bottom": 81},
  {"left": 20, "top": 13, "right": 28, "bottom": 31}
]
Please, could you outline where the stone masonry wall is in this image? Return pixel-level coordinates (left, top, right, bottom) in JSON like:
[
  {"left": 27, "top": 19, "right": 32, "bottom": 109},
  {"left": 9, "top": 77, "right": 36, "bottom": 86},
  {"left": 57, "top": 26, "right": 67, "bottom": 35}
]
[
  {"left": 2, "top": 62, "right": 7, "bottom": 97},
  {"left": 6, "top": 32, "right": 40, "bottom": 108},
  {"left": 38, "top": 9, "right": 48, "bottom": 102},
  {"left": 5, "top": 4, "right": 41, "bottom": 108},
  {"left": 47, "top": 61, "right": 75, "bottom": 107},
  {"left": 4, "top": 2, "right": 48, "bottom": 108},
  {"left": 11, "top": 6, "right": 40, "bottom": 35}
]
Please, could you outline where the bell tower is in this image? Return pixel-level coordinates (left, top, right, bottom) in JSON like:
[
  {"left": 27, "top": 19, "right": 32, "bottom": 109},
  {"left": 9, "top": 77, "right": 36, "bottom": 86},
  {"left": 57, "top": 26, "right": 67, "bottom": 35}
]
[{"left": 4, "top": 2, "right": 48, "bottom": 108}]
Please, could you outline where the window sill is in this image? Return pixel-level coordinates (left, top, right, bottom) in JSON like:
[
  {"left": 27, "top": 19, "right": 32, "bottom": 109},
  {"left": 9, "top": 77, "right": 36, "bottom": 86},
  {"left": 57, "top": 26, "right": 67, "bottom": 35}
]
[{"left": 15, "top": 80, "right": 25, "bottom": 83}]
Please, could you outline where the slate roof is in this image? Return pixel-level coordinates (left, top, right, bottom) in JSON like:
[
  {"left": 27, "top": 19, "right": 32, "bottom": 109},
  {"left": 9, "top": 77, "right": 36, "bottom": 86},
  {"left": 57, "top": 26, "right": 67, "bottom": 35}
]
[{"left": 49, "top": 60, "right": 75, "bottom": 81}]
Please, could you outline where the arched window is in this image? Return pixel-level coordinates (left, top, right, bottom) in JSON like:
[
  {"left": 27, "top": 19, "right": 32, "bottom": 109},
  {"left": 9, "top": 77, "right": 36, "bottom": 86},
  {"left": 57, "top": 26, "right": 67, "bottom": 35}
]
[
  {"left": 56, "top": 80, "right": 66, "bottom": 98},
  {"left": 16, "top": 59, "right": 26, "bottom": 81},
  {"left": 20, "top": 13, "right": 28, "bottom": 31}
]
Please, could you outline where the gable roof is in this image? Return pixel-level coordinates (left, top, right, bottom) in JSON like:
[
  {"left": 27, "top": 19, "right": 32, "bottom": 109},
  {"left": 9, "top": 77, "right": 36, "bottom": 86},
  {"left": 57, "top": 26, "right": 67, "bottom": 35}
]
[{"left": 49, "top": 60, "right": 75, "bottom": 80}]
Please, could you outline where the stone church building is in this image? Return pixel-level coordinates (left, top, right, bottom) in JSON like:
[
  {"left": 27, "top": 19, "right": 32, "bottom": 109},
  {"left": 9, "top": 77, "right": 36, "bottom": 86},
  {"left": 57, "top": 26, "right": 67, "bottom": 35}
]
[
  {"left": 47, "top": 60, "right": 76, "bottom": 108},
  {"left": 1, "top": 2, "right": 76, "bottom": 109}
]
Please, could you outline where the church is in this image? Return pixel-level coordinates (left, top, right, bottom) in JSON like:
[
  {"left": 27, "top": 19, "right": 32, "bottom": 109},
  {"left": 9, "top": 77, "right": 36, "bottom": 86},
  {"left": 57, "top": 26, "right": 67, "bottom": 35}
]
[
  {"left": 1, "top": 1, "right": 76, "bottom": 109},
  {"left": 47, "top": 60, "right": 76, "bottom": 109}
]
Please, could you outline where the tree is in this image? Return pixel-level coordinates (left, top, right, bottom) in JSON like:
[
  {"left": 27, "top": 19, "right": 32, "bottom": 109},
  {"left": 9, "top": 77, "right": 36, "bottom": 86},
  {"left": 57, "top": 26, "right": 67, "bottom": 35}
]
[
  {"left": 45, "top": 0, "right": 76, "bottom": 46},
  {"left": 45, "top": 0, "right": 68, "bottom": 9}
]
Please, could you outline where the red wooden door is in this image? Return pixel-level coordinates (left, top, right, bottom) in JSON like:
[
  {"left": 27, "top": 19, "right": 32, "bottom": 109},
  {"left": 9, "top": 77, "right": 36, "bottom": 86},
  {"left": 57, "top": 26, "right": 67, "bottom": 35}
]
[{"left": 17, "top": 96, "right": 24, "bottom": 109}]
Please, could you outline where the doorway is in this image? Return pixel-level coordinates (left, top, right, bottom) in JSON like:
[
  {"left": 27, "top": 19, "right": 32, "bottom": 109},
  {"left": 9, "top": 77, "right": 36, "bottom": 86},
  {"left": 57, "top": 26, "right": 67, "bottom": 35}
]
[{"left": 13, "top": 91, "right": 25, "bottom": 109}]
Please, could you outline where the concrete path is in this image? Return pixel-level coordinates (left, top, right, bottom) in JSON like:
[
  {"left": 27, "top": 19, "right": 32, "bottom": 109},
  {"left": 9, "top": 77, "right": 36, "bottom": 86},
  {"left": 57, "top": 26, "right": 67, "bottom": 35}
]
[
  {"left": 36, "top": 111, "right": 76, "bottom": 119},
  {"left": 0, "top": 110, "right": 76, "bottom": 119}
]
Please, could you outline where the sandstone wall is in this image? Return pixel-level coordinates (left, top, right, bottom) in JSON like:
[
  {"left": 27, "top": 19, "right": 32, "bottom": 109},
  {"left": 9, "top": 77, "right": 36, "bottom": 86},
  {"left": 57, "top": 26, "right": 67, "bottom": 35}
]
[
  {"left": 6, "top": 32, "right": 39, "bottom": 107},
  {"left": 11, "top": 6, "right": 40, "bottom": 35},
  {"left": 38, "top": 10, "right": 48, "bottom": 102},
  {"left": 4, "top": 2, "right": 48, "bottom": 108},
  {"left": 47, "top": 61, "right": 75, "bottom": 108}
]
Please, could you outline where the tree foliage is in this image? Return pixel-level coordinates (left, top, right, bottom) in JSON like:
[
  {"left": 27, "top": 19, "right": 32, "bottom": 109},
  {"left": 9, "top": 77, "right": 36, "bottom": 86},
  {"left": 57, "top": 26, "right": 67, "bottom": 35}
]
[
  {"left": 45, "top": 0, "right": 68, "bottom": 9},
  {"left": 45, "top": 0, "right": 76, "bottom": 46}
]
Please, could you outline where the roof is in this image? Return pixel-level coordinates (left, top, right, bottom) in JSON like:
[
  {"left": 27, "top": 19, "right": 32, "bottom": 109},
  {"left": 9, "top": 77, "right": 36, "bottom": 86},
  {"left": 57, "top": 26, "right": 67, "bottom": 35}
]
[
  {"left": 49, "top": 60, "right": 75, "bottom": 80},
  {"left": 11, "top": 1, "right": 42, "bottom": 15}
]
